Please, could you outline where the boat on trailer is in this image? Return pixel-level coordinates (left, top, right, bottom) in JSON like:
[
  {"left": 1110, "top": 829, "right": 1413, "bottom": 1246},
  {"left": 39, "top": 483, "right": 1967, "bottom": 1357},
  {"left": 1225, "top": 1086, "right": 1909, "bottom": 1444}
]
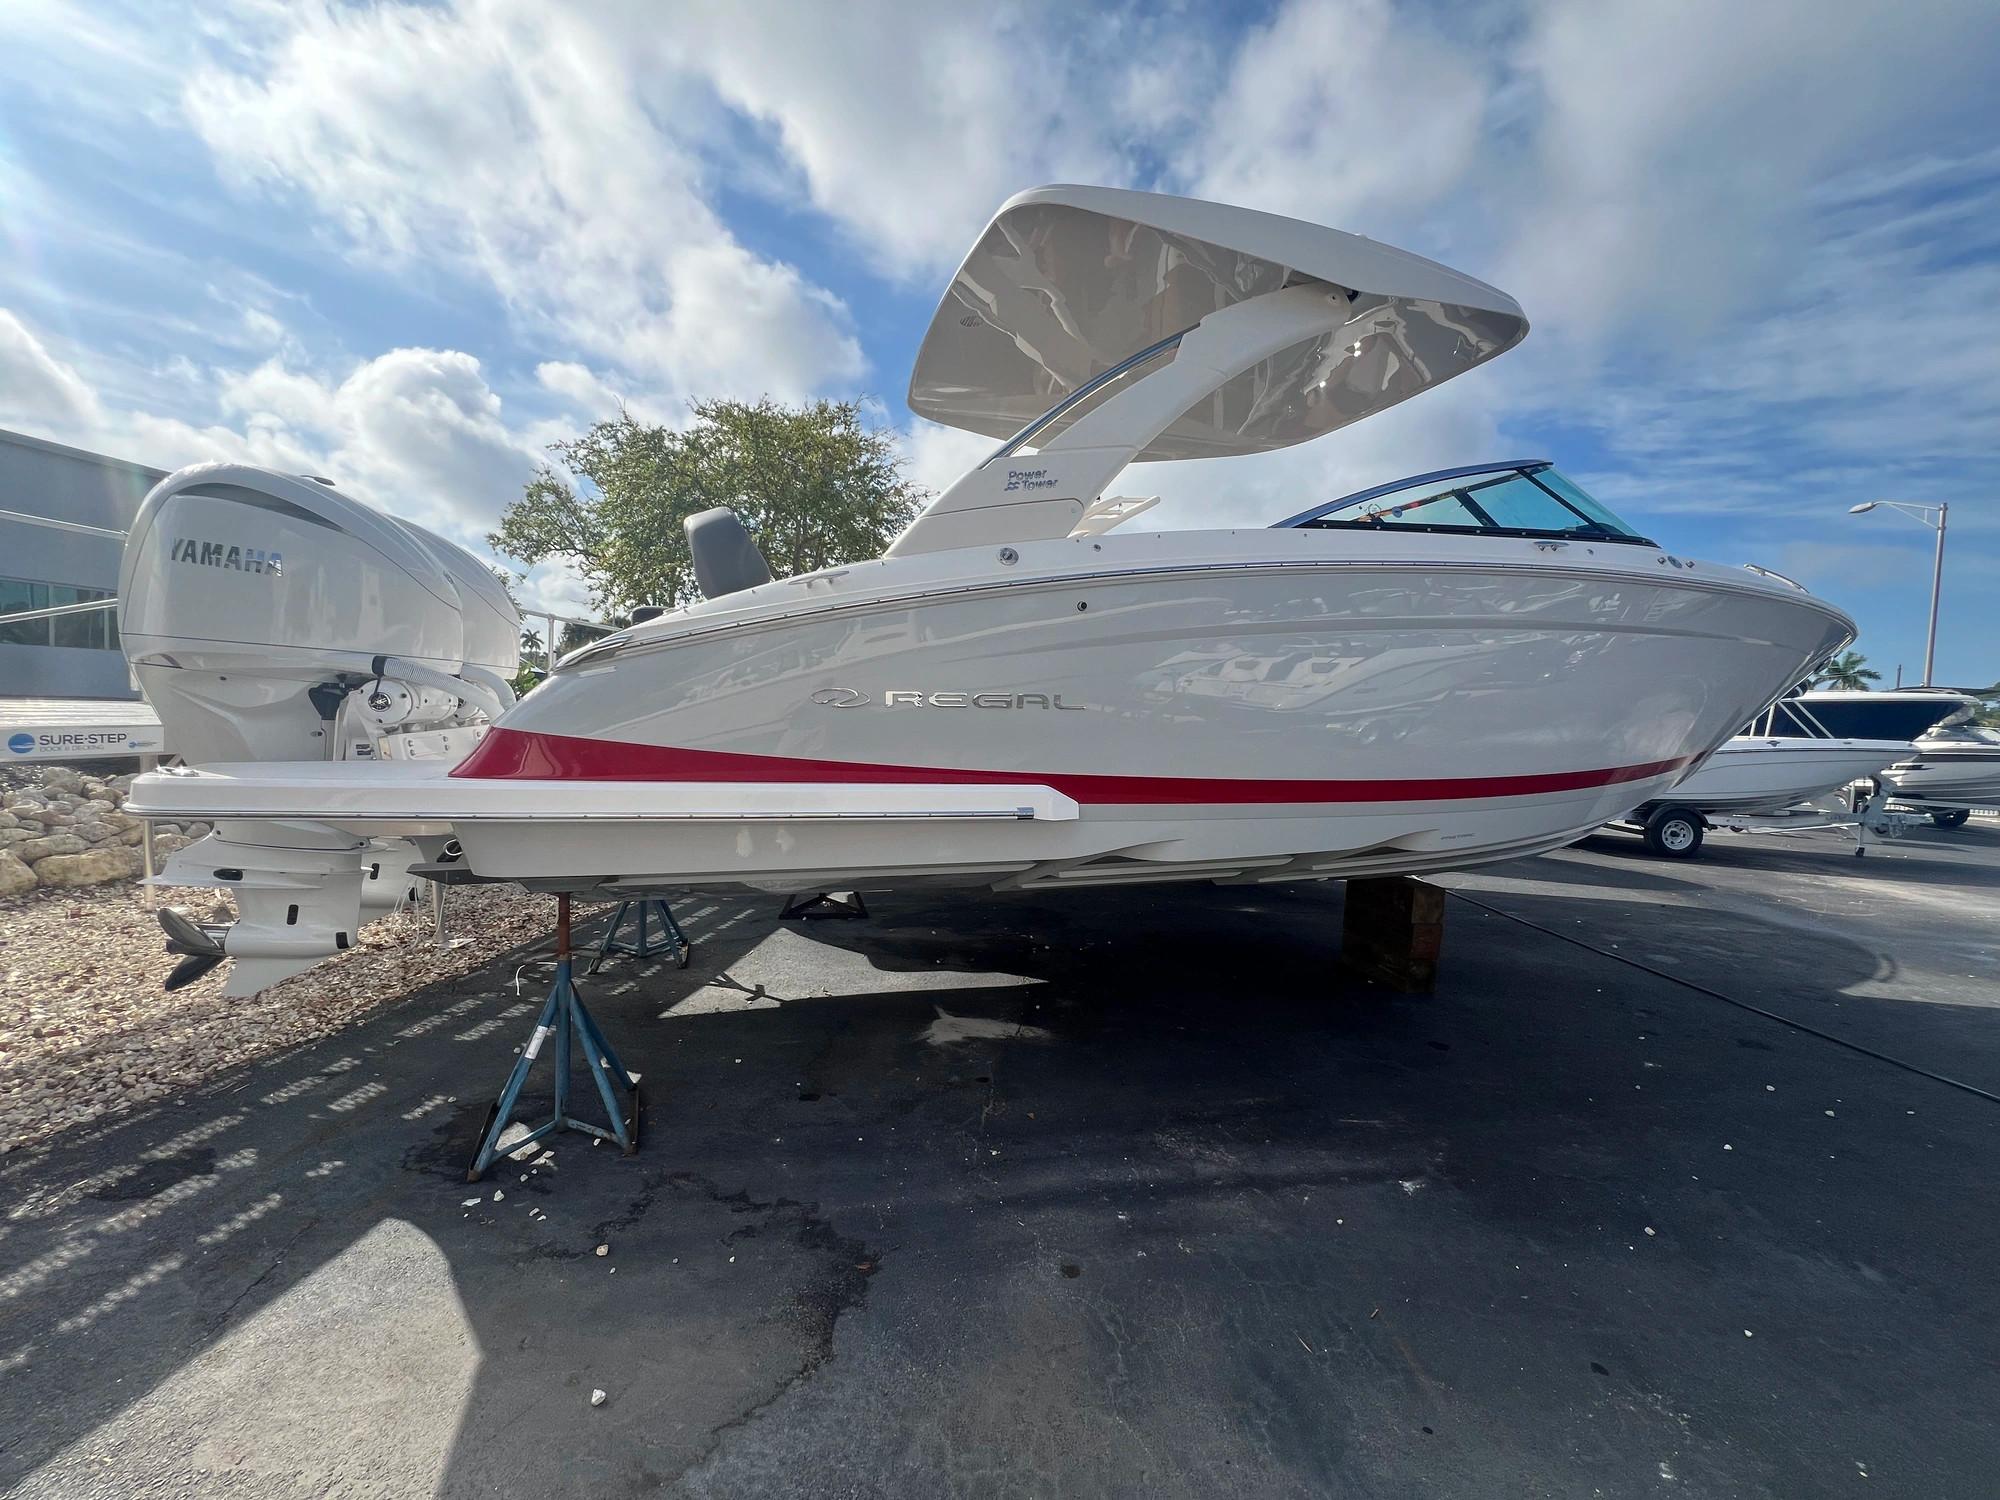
[
  {"left": 1610, "top": 686, "right": 1969, "bottom": 856},
  {"left": 1765, "top": 687, "right": 1994, "bottom": 829},
  {"left": 1652, "top": 736, "right": 1913, "bottom": 817},
  {"left": 1611, "top": 737, "right": 1915, "bottom": 858},
  {"left": 122, "top": 184, "right": 1854, "bottom": 992},
  {"left": 1880, "top": 702, "right": 2000, "bottom": 827}
]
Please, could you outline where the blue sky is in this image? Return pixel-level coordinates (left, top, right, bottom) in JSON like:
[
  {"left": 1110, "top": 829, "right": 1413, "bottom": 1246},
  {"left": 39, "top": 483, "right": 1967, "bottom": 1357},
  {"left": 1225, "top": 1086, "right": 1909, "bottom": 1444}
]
[{"left": 1, "top": 0, "right": 1996, "bottom": 684}]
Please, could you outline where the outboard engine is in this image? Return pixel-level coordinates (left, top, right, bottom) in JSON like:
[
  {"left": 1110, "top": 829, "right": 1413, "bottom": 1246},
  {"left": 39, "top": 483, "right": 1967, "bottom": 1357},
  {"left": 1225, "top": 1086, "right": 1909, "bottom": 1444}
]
[{"left": 118, "top": 463, "right": 520, "bottom": 994}]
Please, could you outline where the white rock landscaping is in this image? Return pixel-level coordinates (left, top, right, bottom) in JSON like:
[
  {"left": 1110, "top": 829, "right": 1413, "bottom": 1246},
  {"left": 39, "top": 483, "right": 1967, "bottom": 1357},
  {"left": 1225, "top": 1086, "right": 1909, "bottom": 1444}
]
[
  {"left": 0, "top": 851, "right": 34, "bottom": 897},
  {"left": 0, "top": 877, "right": 555, "bottom": 1152},
  {"left": 0, "top": 767, "right": 179, "bottom": 889},
  {"left": 0, "top": 762, "right": 579, "bottom": 1155}
]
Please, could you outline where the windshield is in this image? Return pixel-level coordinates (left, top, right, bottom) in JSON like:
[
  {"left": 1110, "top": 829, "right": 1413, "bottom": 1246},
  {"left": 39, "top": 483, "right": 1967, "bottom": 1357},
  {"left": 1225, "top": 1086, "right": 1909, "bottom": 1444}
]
[
  {"left": 1927, "top": 723, "right": 2000, "bottom": 746},
  {"left": 1280, "top": 463, "right": 1653, "bottom": 545}
]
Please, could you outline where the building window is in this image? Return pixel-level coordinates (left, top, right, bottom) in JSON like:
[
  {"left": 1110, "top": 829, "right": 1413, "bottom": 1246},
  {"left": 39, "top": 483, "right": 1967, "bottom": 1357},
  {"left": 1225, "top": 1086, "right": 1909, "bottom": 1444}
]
[{"left": 0, "top": 578, "right": 120, "bottom": 650}]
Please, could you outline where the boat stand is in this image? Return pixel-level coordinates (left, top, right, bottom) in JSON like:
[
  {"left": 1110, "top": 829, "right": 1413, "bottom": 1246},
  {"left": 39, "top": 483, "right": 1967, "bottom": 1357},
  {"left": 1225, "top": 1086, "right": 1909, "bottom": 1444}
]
[
  {"left": 779, "top": 890, "right": 869, "bottom": 920},
  {"left": 588, "top": 898, "right": 691, "bottom": 973},
  {"left": 467, "top": 894, "right": 641, "bottom": 1181}
]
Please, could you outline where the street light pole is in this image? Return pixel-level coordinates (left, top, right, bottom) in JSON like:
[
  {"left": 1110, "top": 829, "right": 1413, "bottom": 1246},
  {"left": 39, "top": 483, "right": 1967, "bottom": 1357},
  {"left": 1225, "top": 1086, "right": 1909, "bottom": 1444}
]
[
  {"left": 1924, "top": 502, "right": 1948, "bottom": 687},
  {"left": 1846, "top": 499, "right": 1949, "bottom": 687}
]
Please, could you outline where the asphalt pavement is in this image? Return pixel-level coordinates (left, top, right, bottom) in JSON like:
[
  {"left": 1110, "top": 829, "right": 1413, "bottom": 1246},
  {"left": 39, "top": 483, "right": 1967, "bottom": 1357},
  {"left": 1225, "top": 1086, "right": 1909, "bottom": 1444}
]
[{"left": 2, "top": 819, "right": 1996, "bottom": 1497}]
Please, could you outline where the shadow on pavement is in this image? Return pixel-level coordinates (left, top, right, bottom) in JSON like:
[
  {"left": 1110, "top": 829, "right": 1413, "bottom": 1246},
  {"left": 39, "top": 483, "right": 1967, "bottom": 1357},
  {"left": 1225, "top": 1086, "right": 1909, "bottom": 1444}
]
[{"left": 2, "top": 877, "right": 1997, "bottom": 1497}]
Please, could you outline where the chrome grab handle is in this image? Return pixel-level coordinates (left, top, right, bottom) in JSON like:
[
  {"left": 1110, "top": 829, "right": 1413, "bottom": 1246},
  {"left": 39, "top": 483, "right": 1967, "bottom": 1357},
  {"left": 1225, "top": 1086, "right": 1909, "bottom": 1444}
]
[{"left": 1741, "top": 562, "right": 1808, "bottom": 592}]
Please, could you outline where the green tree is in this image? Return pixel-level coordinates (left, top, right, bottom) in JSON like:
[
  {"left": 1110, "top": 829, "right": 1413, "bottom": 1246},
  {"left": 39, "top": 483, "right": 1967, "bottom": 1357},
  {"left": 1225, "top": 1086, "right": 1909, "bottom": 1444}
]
[
  {"left": 488, "top": 399, "right": 928, "bottom": 614},
  {"left": 1815, "top": 650, "right": 1882, "bottom": 691},
  {"left": 508, "top": 619, "right": 627, "bottom": 699}
]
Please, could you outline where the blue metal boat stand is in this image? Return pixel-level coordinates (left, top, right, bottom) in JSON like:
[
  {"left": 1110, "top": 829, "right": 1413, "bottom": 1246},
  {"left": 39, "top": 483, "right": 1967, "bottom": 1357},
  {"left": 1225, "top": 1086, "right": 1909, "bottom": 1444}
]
[
  {"left": 588, "top": 897, "right": 691, "bottom": 973},
  {"left": 467, "top": 893, "right": 641, "bottom": 1181}
]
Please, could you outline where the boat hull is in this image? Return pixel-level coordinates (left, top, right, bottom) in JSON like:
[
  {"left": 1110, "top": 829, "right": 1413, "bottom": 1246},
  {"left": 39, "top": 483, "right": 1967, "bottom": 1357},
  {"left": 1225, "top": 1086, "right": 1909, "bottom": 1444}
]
[
  {"left": 440, "top": 542, "right": 1851, "bottom": 890},
  {"left": 1653, "top": 737, "right": 1911, "bottom": 816},
  {"left": 1881, "top": 748, "right": 2000, "bottom": 808},
  {"left": 443, "top": 774, "right": 1690, "bottom": 890}
]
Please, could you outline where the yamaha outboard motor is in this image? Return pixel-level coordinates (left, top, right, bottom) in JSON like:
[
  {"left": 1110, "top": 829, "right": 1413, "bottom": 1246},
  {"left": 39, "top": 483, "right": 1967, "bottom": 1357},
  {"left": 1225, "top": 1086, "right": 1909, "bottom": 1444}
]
[{"left": 119, "top": 463, "right": 520, "bottom": 993}]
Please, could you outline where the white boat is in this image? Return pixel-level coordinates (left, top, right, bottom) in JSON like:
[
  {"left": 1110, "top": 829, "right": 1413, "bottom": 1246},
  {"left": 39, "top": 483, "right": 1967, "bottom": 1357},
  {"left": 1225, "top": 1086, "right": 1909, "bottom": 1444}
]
[
  {"left": 1655, "top": 735, "right": 1912, "bottom": 818},
  {"left": 1881, "top": 706, "right": 2000, "bottom": 824},
  {"left": 1756, "top": 688, "right": 1990, "bottom": 828},
  {"left": 121, "top": 184, "right": 1854, "bottom": 993}
]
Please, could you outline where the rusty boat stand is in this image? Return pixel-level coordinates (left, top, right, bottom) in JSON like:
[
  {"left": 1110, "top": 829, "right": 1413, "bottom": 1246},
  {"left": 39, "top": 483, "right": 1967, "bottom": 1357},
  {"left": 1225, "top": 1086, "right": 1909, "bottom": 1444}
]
[{"left": 467, "top": 893, "right": 641, "bottom": 1181}]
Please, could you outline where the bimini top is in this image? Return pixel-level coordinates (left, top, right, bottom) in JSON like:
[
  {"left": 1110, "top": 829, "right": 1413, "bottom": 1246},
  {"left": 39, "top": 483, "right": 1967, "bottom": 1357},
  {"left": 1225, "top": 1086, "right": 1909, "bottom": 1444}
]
[{"left": 907, "top": 184, "right": 1528, "bottom": 463}]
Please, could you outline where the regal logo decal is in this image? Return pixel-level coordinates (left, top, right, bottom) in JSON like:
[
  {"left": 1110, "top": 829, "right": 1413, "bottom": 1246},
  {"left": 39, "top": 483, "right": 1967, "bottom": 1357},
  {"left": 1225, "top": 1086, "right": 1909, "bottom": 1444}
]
[
  {"left": 812, "top": 686, "right": 1087, "bottom": 710},
  {"left": 169, "top": 537, "right": 283, "bottom": 576}
]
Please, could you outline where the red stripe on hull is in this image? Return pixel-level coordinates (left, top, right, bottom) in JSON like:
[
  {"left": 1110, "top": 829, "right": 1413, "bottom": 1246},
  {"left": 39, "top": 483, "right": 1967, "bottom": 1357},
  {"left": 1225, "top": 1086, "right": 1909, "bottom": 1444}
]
[{"left": 453, "top": 728, "right": 1692, "bottom": 806}]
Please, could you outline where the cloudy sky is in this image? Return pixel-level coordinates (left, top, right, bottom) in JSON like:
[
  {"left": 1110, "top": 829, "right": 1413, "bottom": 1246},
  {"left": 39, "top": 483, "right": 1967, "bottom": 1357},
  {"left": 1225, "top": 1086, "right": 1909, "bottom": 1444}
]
[{"left": 1, "top": 0, "right": 1995, "bottom": 681}]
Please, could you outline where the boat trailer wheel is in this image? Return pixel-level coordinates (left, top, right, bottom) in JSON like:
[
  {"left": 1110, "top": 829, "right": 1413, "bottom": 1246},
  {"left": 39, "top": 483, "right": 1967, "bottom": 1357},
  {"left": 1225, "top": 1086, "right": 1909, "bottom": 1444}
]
[
  {"left": 1930, "top": 808, "right": 1971, "bottom": 830},
  {"left": 1643, "top": 804, "right": 1704, "bottom": 858}
]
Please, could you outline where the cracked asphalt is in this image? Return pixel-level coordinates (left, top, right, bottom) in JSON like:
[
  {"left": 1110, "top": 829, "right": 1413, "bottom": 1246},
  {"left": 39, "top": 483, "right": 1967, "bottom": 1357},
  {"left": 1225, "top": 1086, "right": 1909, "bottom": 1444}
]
[{"left": 2, "top": 820, "right": 1997, "bottom": 1497}]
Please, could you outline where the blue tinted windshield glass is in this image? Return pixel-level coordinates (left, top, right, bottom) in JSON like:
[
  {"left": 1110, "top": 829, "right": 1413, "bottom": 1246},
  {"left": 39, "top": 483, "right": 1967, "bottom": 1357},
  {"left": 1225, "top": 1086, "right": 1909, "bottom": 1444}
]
[
  {"left": 1455, "top": 473, "right": 1579, "bottom": 531},
  {"left": 1288, "top": 464, "right": 1650, "bottom": 543},
  {"left": 1529, "top": 468, "right": 1635, "bottom": 533}
]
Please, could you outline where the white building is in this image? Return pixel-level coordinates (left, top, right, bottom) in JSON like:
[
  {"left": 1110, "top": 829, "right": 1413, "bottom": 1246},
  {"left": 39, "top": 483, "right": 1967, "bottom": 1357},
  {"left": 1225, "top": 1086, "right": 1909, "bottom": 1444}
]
[{"left": 0, "top": 427, "right": 164, "bottom": 701}]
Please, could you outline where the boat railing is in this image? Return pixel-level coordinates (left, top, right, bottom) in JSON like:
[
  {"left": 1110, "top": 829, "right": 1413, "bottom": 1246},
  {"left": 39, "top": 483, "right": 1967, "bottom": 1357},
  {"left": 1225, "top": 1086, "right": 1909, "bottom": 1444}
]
[
  {"left": 1741, "top": 562, "right": 1809, "bottom": 592},
  {"left": 981, "top": 326, "right": 1194, "bottom": 468},
  {"left": 1760, "top": 697, "right": 1838, "bottom": 739}
]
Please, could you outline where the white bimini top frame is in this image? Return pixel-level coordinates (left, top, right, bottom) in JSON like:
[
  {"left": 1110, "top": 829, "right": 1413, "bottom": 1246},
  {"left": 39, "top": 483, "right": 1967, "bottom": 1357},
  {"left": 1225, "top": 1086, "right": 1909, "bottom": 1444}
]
[{"left": 893, "top": 184, "right": 1528, "bottom": 556}]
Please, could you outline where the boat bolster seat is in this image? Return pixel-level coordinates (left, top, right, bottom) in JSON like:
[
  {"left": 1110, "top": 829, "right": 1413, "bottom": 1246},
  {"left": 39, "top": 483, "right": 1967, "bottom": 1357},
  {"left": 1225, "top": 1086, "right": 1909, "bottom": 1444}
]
[{"left": 685, "top": 507, "right": 774, "bottom": 599}]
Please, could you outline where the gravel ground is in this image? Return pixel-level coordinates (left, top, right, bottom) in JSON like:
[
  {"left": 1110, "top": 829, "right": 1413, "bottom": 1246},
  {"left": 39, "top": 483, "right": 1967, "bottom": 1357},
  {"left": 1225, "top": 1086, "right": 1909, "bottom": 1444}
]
[{"left": 0, "top": 881, "right": 557, "bottom": 1153}]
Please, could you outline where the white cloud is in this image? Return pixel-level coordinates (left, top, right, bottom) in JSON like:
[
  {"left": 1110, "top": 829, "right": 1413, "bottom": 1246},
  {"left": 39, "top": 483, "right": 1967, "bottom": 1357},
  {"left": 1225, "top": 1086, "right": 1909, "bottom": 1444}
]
[
  {"left": 662, "top": 0, "right": 1148, "bottom": 278},
  {"left": 1502, "top": 0, "right": 2000, "bottom": 353},
  {"left": 3, "top": 303, "right": 542, "bottom": 555},
  {"left": 895, "top": 421, "right": 992, "bottom": 499},
  {"left": 1500, "top": 146, "right": 2000, "bottom": 542},
  {"left": 218, "top": 358, "right": 335, "bottom": 433},
  {"left": 0, "top": 0, "right": 186, "bottom": 150},
  {"left": 1183, "top": 0, "right": 1492, "bottom": 231},
  {"left": 534, "top": 362, "right": 626, "bottom": 424},
  {"left": 180, "top": 1, "right": 864, "bottom": 404},
  {"left": 514, "top": 558, "right": 595, "bottom": 622},
  {"left": 0, "top": 313, "right": 328, "bottom": 479},
  {"left": 321, "top": 348, "right": 540, "bottom": 536},
  {"left": 0, "top": 309, "right": 102, "bottom": 430},
  {"left": 655, "top": 240, "right": 860, "bottom": 399}
]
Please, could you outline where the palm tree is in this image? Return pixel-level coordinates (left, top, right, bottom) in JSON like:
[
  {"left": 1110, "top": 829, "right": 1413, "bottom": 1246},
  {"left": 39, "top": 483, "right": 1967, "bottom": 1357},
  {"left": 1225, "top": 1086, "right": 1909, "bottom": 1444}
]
[{"left": 1815, "top": 651, "right": 1882, "bottom": 691}]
